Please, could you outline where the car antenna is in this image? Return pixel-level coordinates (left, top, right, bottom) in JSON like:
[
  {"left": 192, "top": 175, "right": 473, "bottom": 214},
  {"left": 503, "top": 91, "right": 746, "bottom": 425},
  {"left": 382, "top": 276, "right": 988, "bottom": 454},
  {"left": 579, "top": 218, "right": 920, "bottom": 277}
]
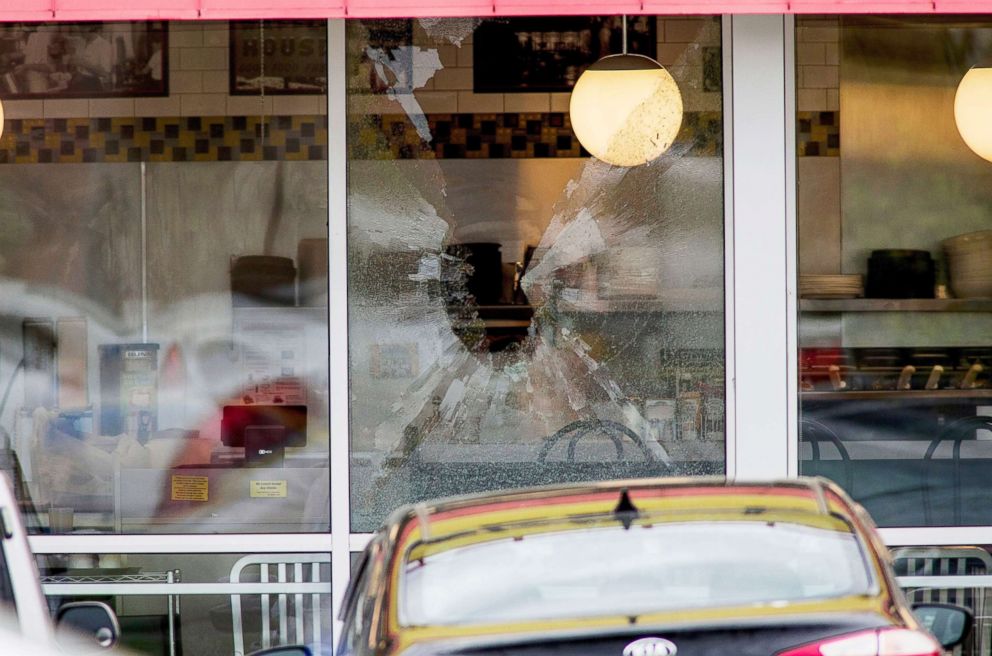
[{"left": 613, "top": 488, "right": 640, "bottom": 530}]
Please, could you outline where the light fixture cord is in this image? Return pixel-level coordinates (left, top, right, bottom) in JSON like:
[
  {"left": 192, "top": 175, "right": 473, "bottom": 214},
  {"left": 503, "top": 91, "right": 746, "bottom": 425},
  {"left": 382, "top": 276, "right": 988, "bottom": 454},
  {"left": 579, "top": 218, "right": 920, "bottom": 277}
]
[
  {"left": 622, "top": 15, "right": 628, "bottom": 55},
  {"left": 260, "top": 20, "right": 267, "bottom": 145}
]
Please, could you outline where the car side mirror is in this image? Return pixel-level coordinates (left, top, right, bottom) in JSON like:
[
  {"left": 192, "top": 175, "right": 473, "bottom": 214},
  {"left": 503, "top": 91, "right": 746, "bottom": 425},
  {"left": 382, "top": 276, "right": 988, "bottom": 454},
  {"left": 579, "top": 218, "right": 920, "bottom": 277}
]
[
  {"left": 248, "top": 647, "right": 313, "bottom": 656},
  {"left": 913, "top": 602, "right": 973, "bottom": 649},
  {"left": 55, "top": 601, "right": 120, "bottom": 651}
]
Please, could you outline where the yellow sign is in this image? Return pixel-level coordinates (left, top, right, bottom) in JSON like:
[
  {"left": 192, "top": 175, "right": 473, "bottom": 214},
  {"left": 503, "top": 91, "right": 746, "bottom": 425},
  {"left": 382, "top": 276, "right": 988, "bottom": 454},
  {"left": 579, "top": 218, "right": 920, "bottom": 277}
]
[
  {"left": 250, "top": 480, "right": 288, "bottom": 499},
  {"left": 171, "top": 475, "right": 209, "bottom": 502}
]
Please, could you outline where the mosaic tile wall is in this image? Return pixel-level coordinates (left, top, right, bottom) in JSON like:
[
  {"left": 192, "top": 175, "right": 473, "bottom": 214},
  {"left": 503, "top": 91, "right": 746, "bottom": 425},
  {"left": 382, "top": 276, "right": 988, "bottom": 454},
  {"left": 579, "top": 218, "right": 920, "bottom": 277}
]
[
  {"left": 0, "top": 116, "right": 328, "bottom": 164},
  {"left": 798, "top": 110, "right": 839, "bottom": 157},
  {"left": 350, "top": 111, "right": 724, "bottom": 160}
]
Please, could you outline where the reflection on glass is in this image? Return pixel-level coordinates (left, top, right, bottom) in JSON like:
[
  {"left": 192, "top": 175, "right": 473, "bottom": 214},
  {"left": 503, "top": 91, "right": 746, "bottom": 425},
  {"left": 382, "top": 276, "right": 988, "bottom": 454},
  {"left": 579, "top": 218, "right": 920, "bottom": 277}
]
[
  {"left": 0, "top": 540, "right": 12, "bottom": 612},
  {"left": 0, "top": 21, "right": 329, "bottom": 534},
  {"left": 891, "top": 545, "right": 992, "bottom": 656},
  {"left": 402, "top": 523, "right": 871, "bottom": 626},
  {"left": 796, "top": 16, "right": 992, "bottom": 528},
  {"left": 36, "top": 552, "right": 331, "bottom": 656},
  {"left": 347, "top": 18, "right": 726, "bottom": 531}
]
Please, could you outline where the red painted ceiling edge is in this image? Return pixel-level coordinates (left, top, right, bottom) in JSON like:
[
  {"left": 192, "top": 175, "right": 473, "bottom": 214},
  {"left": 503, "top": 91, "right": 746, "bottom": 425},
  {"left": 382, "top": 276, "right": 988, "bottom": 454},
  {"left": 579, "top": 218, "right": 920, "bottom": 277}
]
[{"left": 4, "top": 0, "right": 992, "bottom": 21}]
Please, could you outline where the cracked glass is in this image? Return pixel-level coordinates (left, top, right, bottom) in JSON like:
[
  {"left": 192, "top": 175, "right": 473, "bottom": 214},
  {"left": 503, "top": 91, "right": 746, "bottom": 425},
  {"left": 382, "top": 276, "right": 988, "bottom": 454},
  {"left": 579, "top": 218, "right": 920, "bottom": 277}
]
[{"left": 347, "top": 17, "right": 726, "bottom": 531}]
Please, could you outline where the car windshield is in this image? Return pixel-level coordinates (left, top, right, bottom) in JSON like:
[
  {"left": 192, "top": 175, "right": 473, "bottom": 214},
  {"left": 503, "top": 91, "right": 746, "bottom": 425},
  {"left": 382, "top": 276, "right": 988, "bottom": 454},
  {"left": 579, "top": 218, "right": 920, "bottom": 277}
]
[{"left": 400, "top": 520, "right": 875, "bottom": 626}]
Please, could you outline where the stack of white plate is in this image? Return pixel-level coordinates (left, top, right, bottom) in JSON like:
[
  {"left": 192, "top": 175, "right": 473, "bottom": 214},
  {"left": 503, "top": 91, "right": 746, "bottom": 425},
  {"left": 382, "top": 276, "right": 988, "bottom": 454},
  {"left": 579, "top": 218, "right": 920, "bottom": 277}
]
[
  {"left": 799, "top": 274, "right": 864, "bottom": 299},
  {"left": 944, "top": 230, "right": 992, "bottom": 298}
]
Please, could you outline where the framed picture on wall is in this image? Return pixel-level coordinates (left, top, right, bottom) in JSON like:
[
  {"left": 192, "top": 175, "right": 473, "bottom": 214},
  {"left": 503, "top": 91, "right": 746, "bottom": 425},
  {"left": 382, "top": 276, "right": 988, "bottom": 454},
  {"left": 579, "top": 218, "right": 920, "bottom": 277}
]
[
  {"left": 230, "top": 20, "right": 328, "bottom": 95},
  {"left": 0, "top": 21, "right": 168, "bottom": 98},
  {"left": 473, "top": 16, "right": 657, "bottom": 93}
]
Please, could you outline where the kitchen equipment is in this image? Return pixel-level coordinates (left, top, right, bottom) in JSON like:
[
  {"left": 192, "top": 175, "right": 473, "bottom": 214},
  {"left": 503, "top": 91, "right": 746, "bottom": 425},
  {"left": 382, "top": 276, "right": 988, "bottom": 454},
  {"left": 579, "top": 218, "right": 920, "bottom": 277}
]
[
  {"left": 799, "top": 347, "right": 992, "bottom": 392},
  {"left": 644, "top": 399, "right": 676, "bottom": 442},
  {"left": 297, "top": 238, "right": 328, "bottom": 307},
  {"left": 897, "top": 365, "right": 916, "bottom": 390},
  {"left": 924, "top": 366, "right": 944, "bottom": 390},
  {"left": 865, "top": 249, "right": 935, "bottom": 299},
  {"left": 445, "top": 242, "right": 503, "bottom": 305},
  {"left": 500, "top": 262, "right": 518, "bottom": 304},
  {"left": 56, "top": 318, "right": 88, "bottom": 410},
  {"left": 943, "top": 230, "right": 992, "bottom": 298},
  {"left": 99, "top": 343, "right": 159, "bottom": 439},
  {"left": 799, "top": 348, "right": 855, "bottom": 391},
  {"left": 22, "top": 318, "right": 55, "bottom": 411},
  {"left": 231, "top": 255, "right": 297, "bottom": 307},
  {"left": 962, "top": 363, "right": 984, "bottom": 389},
  {"left": 799, "top": 274, "right": 864, "bottom": 299},
  {"left": 221, "top": 404, "right": 308, "bottom": 467},
  {"left": 828, "top": 365, "right": 847, "bottom": 391}
]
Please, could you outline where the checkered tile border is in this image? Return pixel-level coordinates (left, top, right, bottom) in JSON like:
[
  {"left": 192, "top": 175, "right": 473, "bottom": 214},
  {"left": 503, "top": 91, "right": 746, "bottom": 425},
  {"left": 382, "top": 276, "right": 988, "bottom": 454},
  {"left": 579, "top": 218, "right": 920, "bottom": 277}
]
[
  {"left": 0, "top": 116, "right": 328, "bottom": 164},
  {"left": 351, "top": 111, "right": 724, "bottom": 159},
  {"left": 0, "top": 110, "right": 728, "bottom": 164},
  {"left": 798, "top": 111, "right": 839, "bottom": 157}
]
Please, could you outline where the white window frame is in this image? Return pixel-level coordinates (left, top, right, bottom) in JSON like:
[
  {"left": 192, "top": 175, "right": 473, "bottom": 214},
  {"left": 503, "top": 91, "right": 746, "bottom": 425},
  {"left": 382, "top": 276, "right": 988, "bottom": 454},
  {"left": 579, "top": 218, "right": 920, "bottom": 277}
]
[
  {"left": 25, "top": 17, "right": 740, "bottom": 647},
  {"left": 24, "top": 14, "right": 984, "bottom": 653},
  {"left": 726, "top": 14, "right": 797, "bottom": 481}
]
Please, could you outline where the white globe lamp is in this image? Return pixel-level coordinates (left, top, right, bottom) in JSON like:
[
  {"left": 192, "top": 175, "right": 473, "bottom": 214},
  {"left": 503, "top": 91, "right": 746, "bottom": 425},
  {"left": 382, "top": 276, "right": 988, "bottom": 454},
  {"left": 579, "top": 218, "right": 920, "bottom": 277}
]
[
  {"left": 955, "top": 65, "right": 992, "bottom": 162},
  {"left": 569, "top": 53, "right": 683, "bottom": 167}
]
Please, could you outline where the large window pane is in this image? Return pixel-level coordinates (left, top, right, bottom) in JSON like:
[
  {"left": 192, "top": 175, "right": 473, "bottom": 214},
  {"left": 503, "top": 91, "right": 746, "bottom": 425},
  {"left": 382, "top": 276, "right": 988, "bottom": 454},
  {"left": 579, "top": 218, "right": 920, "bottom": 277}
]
[
  {"left": 347, "top": 17, "right": 727, "bottom": 531},
  {"left": 0, "top": 20, "right": 329, "bottom": 533},
  {"left": 796, "top": 16, "right": 992, "bottom": 527}
]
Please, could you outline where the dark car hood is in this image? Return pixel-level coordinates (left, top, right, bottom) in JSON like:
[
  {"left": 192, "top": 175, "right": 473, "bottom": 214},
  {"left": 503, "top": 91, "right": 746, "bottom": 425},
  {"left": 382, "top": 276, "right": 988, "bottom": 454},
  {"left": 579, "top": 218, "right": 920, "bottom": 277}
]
[{"left": 399, "top": 611, "right": 896, "bottom": 656}]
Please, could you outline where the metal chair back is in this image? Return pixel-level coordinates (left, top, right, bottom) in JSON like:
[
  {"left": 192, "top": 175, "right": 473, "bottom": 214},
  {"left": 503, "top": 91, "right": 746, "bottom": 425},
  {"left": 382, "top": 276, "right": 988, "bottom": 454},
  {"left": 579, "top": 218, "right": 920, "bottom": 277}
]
[
  {"left": 229, "top": 554, "right": 331, "bottom": 656},
  {"left": 892, "top": 546, "right": 992, "bottom": 656}
]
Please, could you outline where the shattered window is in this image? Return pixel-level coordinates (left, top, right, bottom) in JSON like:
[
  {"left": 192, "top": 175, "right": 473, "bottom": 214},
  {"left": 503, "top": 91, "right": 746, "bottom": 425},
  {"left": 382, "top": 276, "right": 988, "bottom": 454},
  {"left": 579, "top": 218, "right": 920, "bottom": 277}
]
[{"left": 347, "top": 17, "right": 726, "bottom": 531}]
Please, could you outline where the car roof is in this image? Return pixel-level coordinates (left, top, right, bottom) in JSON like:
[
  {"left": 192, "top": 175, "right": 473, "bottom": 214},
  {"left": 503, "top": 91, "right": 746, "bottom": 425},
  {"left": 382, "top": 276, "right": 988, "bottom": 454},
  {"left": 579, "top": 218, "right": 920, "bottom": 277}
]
[{"left": 379, "top": 476, "right": 859, "bottom": 554}]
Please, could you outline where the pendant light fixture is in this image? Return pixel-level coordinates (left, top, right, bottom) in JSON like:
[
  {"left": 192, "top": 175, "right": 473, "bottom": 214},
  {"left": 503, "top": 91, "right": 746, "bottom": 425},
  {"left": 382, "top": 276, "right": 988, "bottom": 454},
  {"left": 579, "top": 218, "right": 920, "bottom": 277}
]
[
  {"left": 955, "top": 64, "right": 992, "bottom": 162},
  {"left": 569, "top": 17, "right": 683, "bottom": 167}
]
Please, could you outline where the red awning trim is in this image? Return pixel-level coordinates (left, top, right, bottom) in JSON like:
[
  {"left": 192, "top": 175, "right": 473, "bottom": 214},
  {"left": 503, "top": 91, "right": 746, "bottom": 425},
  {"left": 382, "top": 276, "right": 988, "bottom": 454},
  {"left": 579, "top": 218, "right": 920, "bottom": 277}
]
[{"left": 1, "top": 0, "right": 986, "bottom": 22}]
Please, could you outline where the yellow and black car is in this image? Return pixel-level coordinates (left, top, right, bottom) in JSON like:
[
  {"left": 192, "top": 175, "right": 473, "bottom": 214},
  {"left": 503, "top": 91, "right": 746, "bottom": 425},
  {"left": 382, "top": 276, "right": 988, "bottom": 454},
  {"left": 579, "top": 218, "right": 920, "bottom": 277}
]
[{"left": 335, "top": 477, "right": 970, "bottom": 656}]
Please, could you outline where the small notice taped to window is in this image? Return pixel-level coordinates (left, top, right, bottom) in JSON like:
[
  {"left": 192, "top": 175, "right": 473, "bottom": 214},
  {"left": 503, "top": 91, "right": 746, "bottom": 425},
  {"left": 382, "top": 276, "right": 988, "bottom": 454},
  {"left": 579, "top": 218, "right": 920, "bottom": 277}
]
[
  {"left": 250, "top": 480, "right": 288, "bottom": 498},
  {"left": 172, "top": 475, "right": 209, "bottom": 502}
]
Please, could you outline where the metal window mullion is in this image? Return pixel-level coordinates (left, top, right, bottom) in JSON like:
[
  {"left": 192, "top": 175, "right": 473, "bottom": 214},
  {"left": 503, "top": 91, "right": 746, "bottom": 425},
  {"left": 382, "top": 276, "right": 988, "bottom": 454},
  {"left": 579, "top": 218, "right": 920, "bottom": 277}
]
[
  {"left": 295, "top": 562, "right": 305, "bottom": 644},
  {"left": 311, "top": 561, "right": 322, "bottom": 655},
  {"left": 882, "top": 527, "right": 992, "bottom": 547},
  {"left": 278, "top": 563, "right": 289, "bottom": 646},
  {"left": 327, "top": 16, "right": 353, "bottom": 649},
  {"left": 349, "top": 533, "right": 373, "bottom": 551},
  {"left": 721, "top": 14, "right": 737, "bottom": 480},
  {"left": 727, "top": 15, "right": 792, "bottom": 480},
  {"left": 29, "top": 533, "right": 333, "bottom": 554},
  {"left": 899, "top": 576, "right": 992, "bottom": 588},
  {"left": 261, "top": 564, "right": 271, "bottom": 649},
  {"left": 43, "top": 582, "right": 329, "bottom": 595},
  {"left": 783, "top": 14, "right": 799, "bottom": 478}
]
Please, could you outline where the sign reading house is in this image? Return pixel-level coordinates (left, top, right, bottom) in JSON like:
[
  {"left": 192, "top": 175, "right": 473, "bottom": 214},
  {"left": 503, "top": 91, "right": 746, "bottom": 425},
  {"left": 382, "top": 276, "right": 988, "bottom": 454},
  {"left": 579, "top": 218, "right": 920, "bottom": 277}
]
[{"left": 230, "top": 20, "right": 328, "bottom": 95}]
